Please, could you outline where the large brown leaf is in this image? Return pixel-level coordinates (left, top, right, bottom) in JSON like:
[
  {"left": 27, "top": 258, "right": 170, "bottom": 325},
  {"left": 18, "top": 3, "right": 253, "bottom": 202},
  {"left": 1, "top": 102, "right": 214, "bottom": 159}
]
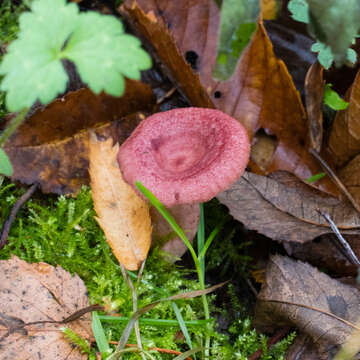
[
  {"left": 89, "top": 135, "right": 151, "bottom": 270},
  {"left": 254, "top": 255, "right": 360, "bottom": 360},
  {"left": 120, "top": 0, "right": 338, "bottom": 196},
  {"left": 0, "top": 256, "right": 91, "bottom": 360},
  {"left": 217, "top": 171, "right": 360, "bottom": 243},
  {"left": 4, "top": 81, "right": 156, "bottom": 195}
]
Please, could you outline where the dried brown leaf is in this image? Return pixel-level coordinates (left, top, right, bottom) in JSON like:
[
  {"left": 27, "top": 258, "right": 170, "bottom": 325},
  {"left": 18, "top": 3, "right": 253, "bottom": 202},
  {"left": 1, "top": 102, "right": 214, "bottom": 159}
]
[
  {"left": 305, "top": 61, "right": 324, "bottom": 152},
  {"left": 4, "top": 81, "right": 156, "bottom": 195},
  {"left": 254, "top": 255, "right": 360, "bottom": 360},
  {"left": 338, "top": 154, "right": 360, "bottom": 206},
  {"left": 328, "top": 69, "right": 360, "bottom": 168},
  {"left": 89, "top": 135, "right": 151, "bottom": 270},
  {"left": 0, "top": 256, "right": 91, "bottom": 360},
  {"left": 217, "top": 171, "right": 360, "bottom": 243},
  {"left": 121, "top": 0, "right": 338, "bottom": 196}
]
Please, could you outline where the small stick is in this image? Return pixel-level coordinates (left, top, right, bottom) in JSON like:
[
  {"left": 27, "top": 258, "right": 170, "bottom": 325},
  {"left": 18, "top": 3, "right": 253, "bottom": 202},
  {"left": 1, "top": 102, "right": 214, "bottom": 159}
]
[
  {"left": 0, "top": 183, "right": 38, "bottom": 250},
  {"left": 309, "top": 149, "right": 360, "bottom": 213},
  {"left": 318, "top": 210, "right": 360, "bottom": 266},
  {"left": 156, "top": 87, "right": 176, "bottom": 105}
]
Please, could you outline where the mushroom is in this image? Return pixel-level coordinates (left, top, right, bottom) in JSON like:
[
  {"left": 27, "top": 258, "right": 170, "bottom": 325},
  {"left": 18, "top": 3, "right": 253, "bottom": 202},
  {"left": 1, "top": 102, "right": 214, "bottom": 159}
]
[
  {"left": 117, "top": 107, "right": 250, "bottom": 257},
  {"left": 117, "top": 107, "right": 250, "bottom": 207}
]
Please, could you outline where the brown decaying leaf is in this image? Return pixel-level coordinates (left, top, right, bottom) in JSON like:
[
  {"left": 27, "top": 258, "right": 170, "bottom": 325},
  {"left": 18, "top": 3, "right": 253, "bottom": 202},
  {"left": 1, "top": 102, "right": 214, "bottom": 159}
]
[
  {"left": 151, "top": 203, "right": 200, "bottom": 258},
  {"left": 328, "top": 69, "right": 360, "bottom": 168},
  {"left": 4, "top": 81, "right": 156, "bottom": 195},
  {"left": 339, "top": 154, "right": 360, "bottom": 206},
  {"left": 121, "top": 0, "right": 338, "bottom": 196},
  {"left": 254, "top": 255, "right": 360, "bottom": 360},
  {"left": 305, "top": 61, "right": 324, "bottom": 152},
  {"left": 89, "top": 135, "right": 151, "bottom": 270},
  {"left": 285, "top": 333, "right": 325, "bottom": 360},
  {"left": 217, "top": 171, "right": 360, "bottom": 243},
  {"left": 0, "top": 256, "right": 91, "bottom": 360}
]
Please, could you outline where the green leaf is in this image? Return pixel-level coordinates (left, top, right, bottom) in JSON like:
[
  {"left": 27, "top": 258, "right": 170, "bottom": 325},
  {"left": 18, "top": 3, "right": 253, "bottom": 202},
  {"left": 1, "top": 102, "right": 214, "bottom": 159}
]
[
  {"left": 0, "top": 0, "right": 77, "bottom": 111},
  {"left": 305, "top": 172, "right": 326, "bottom": 183},
  {"left": 213, "top": 0, "right": 259, "bottom": 80},
  {"left": 288, "top": 0, "right": 309, "bottom": 23},
  {"left": 64, "top": 12, "right": 151, "bottom": 97},
  {"left": 0, "top": 0, "right": 151, "bottom": 112},
  {"left": 324, "top": 83, "right": 349, "bottom": 110},
  {"left": 311, "top": 42, "right": 333, "bottom": 70},
  {"left": 0, "top": 148, "right": 13, "bottom": 176}
]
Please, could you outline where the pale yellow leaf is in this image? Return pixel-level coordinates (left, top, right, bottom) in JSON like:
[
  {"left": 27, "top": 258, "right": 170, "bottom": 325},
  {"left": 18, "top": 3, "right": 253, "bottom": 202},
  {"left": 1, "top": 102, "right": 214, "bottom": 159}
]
[{"left": 89, "top": 135, "right": 151, "bottom": 270}]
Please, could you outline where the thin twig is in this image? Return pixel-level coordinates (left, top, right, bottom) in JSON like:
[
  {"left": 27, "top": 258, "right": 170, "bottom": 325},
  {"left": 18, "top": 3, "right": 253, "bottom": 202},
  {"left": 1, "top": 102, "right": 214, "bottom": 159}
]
[
  {"left": 318, "top": 210, "right": 360, "bottom": 266},
  {"left": 309, "top": 149, "right": 360, "bottom": 213},
  {"left": 0, "top": 183, "right": 38, "bottom": 250},
  {"left": 156, "top": 87, "right": 176, "bottom": 105},
  {"left": 258, "top": 298, "right": 360, "bottom": 331}
]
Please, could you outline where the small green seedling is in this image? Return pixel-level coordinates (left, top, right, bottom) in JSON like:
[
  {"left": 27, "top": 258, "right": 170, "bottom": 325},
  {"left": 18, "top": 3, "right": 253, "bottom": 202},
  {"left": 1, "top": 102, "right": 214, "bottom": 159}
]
[
  {"left": 324, "top": 84, "right": 349, "bottom": 111},
  {"left": 0, "top": 0, "right": 151, "bottom": 176}
]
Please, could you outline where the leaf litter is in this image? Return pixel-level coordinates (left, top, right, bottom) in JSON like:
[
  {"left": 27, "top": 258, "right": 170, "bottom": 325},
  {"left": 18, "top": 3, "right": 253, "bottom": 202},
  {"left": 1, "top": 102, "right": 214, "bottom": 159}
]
[{"left": 3, "top": 0, "right": 360, "bottom": 358}]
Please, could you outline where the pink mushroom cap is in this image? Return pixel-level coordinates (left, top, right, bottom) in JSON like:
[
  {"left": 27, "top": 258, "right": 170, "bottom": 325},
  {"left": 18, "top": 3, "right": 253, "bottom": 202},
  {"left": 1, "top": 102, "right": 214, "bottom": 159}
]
[{"left": 117, "top": 107, "right": 250, "bottom": 207}]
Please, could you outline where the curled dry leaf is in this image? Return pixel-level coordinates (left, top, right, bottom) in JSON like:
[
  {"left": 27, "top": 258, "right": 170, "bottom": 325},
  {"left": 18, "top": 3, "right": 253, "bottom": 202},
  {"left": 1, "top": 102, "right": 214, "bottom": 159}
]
[
  {"left": 3, "top": 81, "right": 156, "bottom": 195},
  {"left": 217, "top": 171, "right": 360, "bottom": 243},
  {"left": 89, "top": 135, "right": 151, "bottom": 270},
  {"left": 254, "top": 255, "right": 360, "bottom": 360},
  {"left": 120, "top": 0, "right": 338, "bottom": 196},
  {"left": 0, "top": 256, "right": 91, "bottom": 360}
]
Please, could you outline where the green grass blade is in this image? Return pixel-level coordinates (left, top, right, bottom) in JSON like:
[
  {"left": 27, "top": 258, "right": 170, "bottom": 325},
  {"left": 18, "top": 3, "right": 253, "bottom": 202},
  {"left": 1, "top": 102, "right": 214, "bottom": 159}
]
[
  {"left": 173, "top": 347, "right": 203, "bottom": 360},
  {"left": 92, "top": 311, "right": 111, "bottom": 355},
  {"left": 98, "top": 315, "right": 212, "bottom": 327},
  {"left": 172, "top": 302, "right": 194, "bottom": 354}
]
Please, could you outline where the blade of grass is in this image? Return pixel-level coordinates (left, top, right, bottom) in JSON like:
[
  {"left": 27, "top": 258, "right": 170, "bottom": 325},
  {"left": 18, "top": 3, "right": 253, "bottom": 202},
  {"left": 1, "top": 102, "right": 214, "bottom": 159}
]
[
  {"left": 172, "top": 302, "right": 194, "bottom": 353},
  {"left": 173, "top": 347, "right": 204, "bottom": 360},
  {"left": 115, "top": 283, "right": 225, "bottom": 353},
  {"left": 136, "top": 182, "right": 197, "bottom": 261},
  {"left": 92, "top": 311, "right": 111, "bottom": 355},
  {"left": 98, "top": 315, "right": 213, "bottom": 327}
]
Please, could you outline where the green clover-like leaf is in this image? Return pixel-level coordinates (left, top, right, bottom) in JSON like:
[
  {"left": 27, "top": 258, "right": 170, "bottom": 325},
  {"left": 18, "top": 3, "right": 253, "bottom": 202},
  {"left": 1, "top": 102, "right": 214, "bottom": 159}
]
[{"left": 0, "top": 0, "right": 151, "bottom": 112}]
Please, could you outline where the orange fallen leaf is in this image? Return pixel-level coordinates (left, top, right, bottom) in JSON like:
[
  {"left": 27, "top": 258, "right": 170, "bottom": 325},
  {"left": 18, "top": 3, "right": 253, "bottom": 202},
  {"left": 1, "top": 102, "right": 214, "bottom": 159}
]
[
  {"left": 89, "top": 135, "right": 151, "bottom": 270},
  {"left": 0, "top": 256, "right": 91, "bottom": 360}
]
